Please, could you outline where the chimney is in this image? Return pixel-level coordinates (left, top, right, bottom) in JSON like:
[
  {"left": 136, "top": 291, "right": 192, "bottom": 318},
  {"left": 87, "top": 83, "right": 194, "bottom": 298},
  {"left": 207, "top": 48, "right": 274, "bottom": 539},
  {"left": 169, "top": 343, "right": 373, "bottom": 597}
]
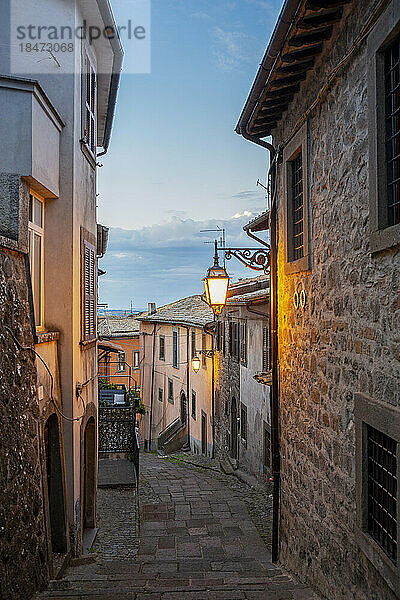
[{"left": 148, "top": 302, "right": 156, "bottom": 315}]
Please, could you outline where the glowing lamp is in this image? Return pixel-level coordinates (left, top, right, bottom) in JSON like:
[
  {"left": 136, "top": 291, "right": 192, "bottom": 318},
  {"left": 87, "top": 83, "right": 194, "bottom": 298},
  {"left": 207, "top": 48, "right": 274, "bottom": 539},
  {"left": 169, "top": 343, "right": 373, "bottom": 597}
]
[
  {"left": 203, "top": 241, "right": 229, "bottom": 316},
  {"left": 191, "top": 355, "right": 201, "bottom": 373}
]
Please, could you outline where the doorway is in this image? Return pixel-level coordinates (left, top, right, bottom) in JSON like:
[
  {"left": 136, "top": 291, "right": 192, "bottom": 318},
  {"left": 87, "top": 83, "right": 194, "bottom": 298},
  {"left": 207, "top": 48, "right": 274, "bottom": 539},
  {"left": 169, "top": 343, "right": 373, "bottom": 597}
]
[
  {"left": 230, "top": 397, "right": 238, "bottom": 460},
  {"left": 201, "top": 411, "right": 207, "bottom": 455},
  {"left": 44, "top": 415, "right": 67, "bottom": 553},
  {"left": 83, "top": 418, "right": 96, "bottom": 530},
  {"left": 180, "top": 391, "right": 187, "bottom": 424}
]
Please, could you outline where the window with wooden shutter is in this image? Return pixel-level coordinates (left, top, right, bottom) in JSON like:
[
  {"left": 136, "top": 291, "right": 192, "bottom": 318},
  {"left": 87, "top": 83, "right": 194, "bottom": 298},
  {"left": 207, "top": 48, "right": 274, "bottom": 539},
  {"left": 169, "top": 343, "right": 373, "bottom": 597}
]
[
  {"left": 83, "top": 240, "right": 96, "bottom": 340},
  {"left": 263, "top": 326, "right": 271, "bottom": 371},
  {"left": 240, "top": 322, "right": 247, "bottom": 366}
]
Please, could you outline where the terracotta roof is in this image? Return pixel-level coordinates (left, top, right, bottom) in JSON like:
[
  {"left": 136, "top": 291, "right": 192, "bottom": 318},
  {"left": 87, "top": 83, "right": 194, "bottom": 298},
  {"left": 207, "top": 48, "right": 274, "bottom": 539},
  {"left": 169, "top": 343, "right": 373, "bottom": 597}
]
[
  {"left": 243, "top": 210, "right": 270, "bottom": 232},
  {"left": 137, "top": 295, "right": 213, "bottom": 328},
  {"left": 98, "top": 315, "right": 141, "bottom": 338},
  {"left": 227, "top": 288, "right": 269, "bottom": 304}
]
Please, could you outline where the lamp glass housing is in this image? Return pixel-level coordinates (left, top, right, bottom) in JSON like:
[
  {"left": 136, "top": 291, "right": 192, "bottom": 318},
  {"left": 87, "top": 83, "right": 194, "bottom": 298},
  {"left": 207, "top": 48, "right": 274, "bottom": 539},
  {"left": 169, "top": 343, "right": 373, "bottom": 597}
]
[
  {"left": 191, "top": 355, "right": 201, "bottom": 373},
  {"left": 203, "top": 265, "right": 229, "bottom": 315}
]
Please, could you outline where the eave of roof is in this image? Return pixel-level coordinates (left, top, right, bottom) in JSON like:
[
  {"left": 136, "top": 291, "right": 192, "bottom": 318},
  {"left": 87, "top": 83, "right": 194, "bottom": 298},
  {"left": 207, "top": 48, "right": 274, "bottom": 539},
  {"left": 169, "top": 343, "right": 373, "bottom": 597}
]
[
  {"left": 243, "top": 210, "right": 270, "bottom": 232},
  {"left": 236, "top": 0, "right": 350, "bottom": 139},
  {"left": 227, "top": 288, "right": 269, "bottom": 305}
]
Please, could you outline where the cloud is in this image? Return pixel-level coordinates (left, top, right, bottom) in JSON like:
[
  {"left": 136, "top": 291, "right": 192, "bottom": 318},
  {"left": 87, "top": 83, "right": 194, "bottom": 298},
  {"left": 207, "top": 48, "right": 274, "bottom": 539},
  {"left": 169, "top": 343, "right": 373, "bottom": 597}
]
[
  {"left": 99, "top": 210, "right": 269, "bottom": 310},
  {"left": 212, "top": 27, "right": 248, "bottom": 71}
]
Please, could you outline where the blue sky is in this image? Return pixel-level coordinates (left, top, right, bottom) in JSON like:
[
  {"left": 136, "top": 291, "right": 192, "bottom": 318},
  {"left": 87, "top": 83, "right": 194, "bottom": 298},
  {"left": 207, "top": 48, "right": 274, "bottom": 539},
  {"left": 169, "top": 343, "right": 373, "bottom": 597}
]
[{"left": 98, "top": 0, "right": 282, "bottom": 310}]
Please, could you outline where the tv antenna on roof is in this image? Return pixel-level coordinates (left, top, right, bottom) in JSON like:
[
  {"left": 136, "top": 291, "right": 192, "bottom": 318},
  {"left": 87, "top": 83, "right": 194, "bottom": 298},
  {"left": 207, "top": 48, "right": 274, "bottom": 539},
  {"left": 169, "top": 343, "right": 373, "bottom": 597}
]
[{"left": 199, "top": 226, "right": 226, "bottom": 266}]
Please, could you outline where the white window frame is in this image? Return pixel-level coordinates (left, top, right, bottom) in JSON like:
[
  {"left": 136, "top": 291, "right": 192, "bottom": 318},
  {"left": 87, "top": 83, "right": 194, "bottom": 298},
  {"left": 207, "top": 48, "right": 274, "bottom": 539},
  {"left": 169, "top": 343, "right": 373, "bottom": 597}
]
[
  {"left": 82, "top": 47, "right": 97, "bottom": 158},
  {"left": 28, "top": 191, "right": 44, "bottom": 331},
  {"left": 133, "top": 350, "right": 140, "bottom": 369}
]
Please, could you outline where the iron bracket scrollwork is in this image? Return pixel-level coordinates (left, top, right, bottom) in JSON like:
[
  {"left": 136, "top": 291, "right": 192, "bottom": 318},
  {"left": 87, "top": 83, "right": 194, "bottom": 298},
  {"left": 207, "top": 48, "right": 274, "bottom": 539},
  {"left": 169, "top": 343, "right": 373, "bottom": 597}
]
[
  {"left": 198, "top": 350, "right": 215, "bottom": 358},
  {"left": 223, "top": 246, "right": 271, "bottom": 274}
]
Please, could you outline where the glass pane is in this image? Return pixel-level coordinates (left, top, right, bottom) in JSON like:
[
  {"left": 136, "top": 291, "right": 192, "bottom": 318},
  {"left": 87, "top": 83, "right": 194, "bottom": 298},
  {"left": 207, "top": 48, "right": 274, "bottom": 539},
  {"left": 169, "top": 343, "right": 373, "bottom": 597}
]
[
  {"left": 34, "top": 197, "right": 43, "bottom": 227},
  {"left": 29, "top": 194, "right": 33, "bottom": 222},
  {"left": 33, "top": 233, "right": 42, "bottom": 326}
]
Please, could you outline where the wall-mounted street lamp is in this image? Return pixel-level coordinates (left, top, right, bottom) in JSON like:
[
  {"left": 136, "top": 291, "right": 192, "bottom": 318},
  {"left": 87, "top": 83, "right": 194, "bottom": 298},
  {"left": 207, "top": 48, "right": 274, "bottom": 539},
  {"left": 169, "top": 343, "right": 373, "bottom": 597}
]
[
  {"left": 191, "top": 349, "right": 215, "bottom": 373},
  {"left": 203, "top": 241, "right": 230, "bottom": 316},
  {"left": 202, "top": 239, "right": 271, "bottom": 315}
]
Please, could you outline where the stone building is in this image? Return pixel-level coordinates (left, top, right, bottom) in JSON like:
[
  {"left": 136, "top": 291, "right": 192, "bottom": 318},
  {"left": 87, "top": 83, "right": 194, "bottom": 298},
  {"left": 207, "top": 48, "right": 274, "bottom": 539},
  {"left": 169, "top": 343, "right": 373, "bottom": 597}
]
[
  {"left": 236, "top": 1, "right": 400, "bottom": 599},
  {"left": 214, "top": 276, "right": 271, "bottom": 479},
  {"left": 138, "top": 296, "right": 214, "bottom": 455},
  {"left": 0, "top": 1, "right": 122, "bottom": 598}
]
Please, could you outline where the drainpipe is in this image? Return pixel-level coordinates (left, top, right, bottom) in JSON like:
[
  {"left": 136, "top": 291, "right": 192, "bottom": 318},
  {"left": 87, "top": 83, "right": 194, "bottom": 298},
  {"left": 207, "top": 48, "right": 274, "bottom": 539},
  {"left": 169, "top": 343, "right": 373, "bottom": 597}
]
[
  {"left": 148, "top": 324, "right": 157, "bottom": 451},
  {"left": 211, "top": 333, "right": 215, "bottom": 458},
  {"left": 242, "top": 137, "right": 280, "bottom": 564},
  {"left": 186, "top": 326, "right": 190, "bottom": 449}
]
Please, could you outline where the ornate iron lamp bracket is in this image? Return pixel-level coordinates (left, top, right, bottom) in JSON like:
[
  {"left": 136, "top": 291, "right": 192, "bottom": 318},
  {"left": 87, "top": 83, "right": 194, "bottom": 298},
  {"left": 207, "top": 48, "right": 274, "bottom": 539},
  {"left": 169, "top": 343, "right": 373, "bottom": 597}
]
[
  {"left": 223, "top": 246, "right": 271, "bottom": 274},
  {"left": 199, "top": 349, "right": 215, "bottom": 358}
]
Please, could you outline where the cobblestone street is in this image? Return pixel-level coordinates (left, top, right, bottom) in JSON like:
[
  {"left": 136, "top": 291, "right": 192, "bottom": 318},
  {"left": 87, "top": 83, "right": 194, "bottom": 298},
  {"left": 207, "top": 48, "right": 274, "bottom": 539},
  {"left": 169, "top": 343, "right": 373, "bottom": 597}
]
[{"left": 37, "top": 453, "right": 320, "bottom": 600}]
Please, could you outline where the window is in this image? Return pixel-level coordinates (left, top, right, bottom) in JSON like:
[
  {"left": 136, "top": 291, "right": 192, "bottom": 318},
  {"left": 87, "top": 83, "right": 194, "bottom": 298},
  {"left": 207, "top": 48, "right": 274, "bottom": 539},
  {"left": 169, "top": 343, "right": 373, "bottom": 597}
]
[
  {"left": 202, "top": 333, "right": 207, "bottom": 368},
  {"left": 368, "top": 3, "right": 400, "bottom": 253},
  {"left": 191, "top": 330, "right": 196, "bottom": 358},
  {"left": 367, "top": 426, "right": 397, "bottom": 562},
  {"left": 289, "top": 152, "right": 304, "bottom": 261},
  {"left": 355, "top": 391, "right": 400, "bottom": 592},
  {"left": 117, "top": 352, "right": 126, "bottom": 372},
  {"left": 263, "top": 326, "right": 271, "bottom": 371},
  {"left": 159, "top": 335, "right": 165, "bottom": 360},
  {"left": 158, "top": 387, "right": 163, "bottom": 403},
  {"left": 172, "top": 328, "right": 179, "bottom": 368},
  {"left": 222, "top": 322, "right": 226, "bottom": 356},
  {"left": 167, "top": 378, "right": 173, "bottom": 403},
  {"left": 191, "top": 390, "right": 196, "bottom": 420},
  {"left": 82, "top": 49, "right": 96, "bottom": 156},
  {"left": 385, "top": 35, "right": 400, "bottom": 228},
  {"left": 83, "top": 240, "right": 96, "bottom": 340},
  {"left": 133, "top": 351, "right": 139, "bottom": 369},
  {"left": 240, "top": 322, "right": 247, "bottom": 366},
  {"left": 28, "top": 192, "right": 44, "bottom": 329},
  {"left": 283, "top": 122, "right": 310, "bottom": 273},
  {"left": 229, "top": 322, "right": 239, "bottom": 360},
  {"left": 240, "top": 403, "right": 247, "bottom": 444}
]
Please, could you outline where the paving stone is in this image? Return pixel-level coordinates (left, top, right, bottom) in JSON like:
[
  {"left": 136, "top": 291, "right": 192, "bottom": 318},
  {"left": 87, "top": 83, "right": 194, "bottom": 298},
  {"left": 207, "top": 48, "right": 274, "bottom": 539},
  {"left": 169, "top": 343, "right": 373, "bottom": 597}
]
[{"left": 36, "top": 453, "right": 319, "bottom": 600}]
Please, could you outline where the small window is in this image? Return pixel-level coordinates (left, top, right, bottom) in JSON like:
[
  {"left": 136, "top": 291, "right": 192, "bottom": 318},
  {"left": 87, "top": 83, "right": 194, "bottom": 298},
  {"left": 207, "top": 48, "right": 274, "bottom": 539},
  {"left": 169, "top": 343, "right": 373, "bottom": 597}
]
[
  {"left": 240, "top": 403, "right": 247, "bottom": 443},
  {"left": 168, "top": 378, "right": 173, "bottom": 403},
  {"left": 83, "top": 240, "right": 96, "bottom": 340},
  {"left": 117, "top": 352, "right": 126, "bottom": 373},
  {"left": 367, "top": 425, "right": 397, "bottom": 562},
  {"left": 158, "top": 387, "right": 163, "bottom": 403},
  {"left": 133, "top": 351, "right": 139, "bottom": 369},
  {"left": 240, "top": 322, "right": 247, "bottom": 366},
  {"left": 229, "top": 322, "right": 239, "bottom": 360},
  {"left": 202, "top": 333, "right": 207, "bottom": 368},
  {"left": 82, "top": 49, "right": 96, "bottom": 156},
  {"left": 385, "top": 34, "right": 400, "bottom": 228},
  {"left": 159, "top": 335, "right": 165, "bottom": 361},
  {"left": 172, "top": 328, "right": 179, "bottom": 368},
  {"left": 191, "top": 390, "right": 196, "bottom": 420},
  {"left": 28, "top": 192, "right": 44, "bottom": 329},
  {"left": 191, "top": 330, "right": 196, "bottom": 359},
  {"left": 283, "top": 122, "right": 310, "bottom": 273},
  {"left": 263, "top": 326, "right": 271, "bottom": 371}
]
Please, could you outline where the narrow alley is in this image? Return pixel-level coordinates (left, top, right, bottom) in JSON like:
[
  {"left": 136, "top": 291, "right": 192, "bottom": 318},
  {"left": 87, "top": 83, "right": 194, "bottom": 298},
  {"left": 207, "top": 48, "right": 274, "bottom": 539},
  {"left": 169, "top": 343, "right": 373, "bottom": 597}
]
[{"left": 37, "top": 454, "right": 319, "bottom": 600}]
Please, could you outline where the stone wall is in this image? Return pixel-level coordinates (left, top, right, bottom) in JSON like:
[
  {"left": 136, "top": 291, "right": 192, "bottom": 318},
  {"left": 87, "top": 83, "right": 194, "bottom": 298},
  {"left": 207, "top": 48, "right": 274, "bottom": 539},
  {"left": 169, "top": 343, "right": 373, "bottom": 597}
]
[
  {"left": 214, "top": 318, "right": 240, "bottom": 463},
  {"left": 271, "top": 2, "right": 400, "bottom": 599},
  {"left": 0, "top": 247, "right": 49, "bottom": 600}
]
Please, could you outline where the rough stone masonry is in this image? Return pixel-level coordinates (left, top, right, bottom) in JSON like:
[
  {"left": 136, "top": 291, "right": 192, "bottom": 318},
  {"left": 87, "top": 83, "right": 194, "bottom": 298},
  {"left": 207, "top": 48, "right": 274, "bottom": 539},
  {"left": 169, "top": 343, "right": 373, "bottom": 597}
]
[{"left": 271, "top": 2, "right": 400, "bottom": 600}]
